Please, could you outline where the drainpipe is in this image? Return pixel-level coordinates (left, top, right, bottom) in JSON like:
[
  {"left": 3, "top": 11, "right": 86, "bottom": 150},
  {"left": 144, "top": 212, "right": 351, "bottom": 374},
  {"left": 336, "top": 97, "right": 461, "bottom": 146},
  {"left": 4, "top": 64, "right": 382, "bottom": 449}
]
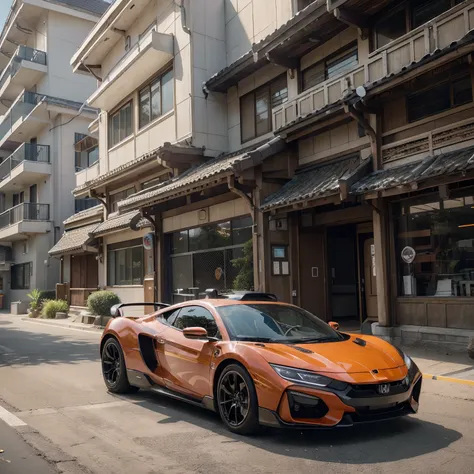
[
  {"left": 138, "top": 212, "right": 159, "bottom": 302},
  {"left": 174, "top": 0, "right": 191, "bottom": 36},
  {"left": 90, "top": 190, "right": 109, "bottom": 213},
  {"left": 344, "top": 101, "right": 379, "bottom": 169},
  {"left": 227, "top": 176, "right": 261, "bottom": 291}
]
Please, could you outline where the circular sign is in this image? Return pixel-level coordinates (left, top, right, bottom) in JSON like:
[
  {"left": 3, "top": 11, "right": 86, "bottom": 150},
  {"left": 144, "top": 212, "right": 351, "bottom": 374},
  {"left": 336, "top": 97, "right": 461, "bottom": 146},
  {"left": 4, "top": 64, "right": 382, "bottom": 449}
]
[
  {"left": 143, "top": 233, "right": 154, "bottom": 250},
  {"left": 401, "top": 246, "right": 416, "bottom": 264},
  {"left": 215, "top": 267, "right": 223, "bottom": 281}
]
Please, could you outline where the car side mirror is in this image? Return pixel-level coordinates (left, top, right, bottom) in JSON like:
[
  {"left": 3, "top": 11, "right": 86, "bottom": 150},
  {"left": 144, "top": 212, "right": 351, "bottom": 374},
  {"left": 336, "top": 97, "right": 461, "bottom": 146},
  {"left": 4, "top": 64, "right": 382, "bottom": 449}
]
[
  {"left": 183, "top": 327, "right": 209, "bottom": 339},
  {"left": 328, "top": 321, "right": 340, "bottom": 330},
  {"left": 110, "top": 304, "right": 121, "bottom": 318}
]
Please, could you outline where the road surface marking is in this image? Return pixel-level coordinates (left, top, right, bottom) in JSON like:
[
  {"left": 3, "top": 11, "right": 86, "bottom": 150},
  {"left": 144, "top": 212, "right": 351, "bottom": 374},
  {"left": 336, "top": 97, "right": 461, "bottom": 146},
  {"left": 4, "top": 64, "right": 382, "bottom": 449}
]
[
  {"left": 423, "top": 373, "right": 474, "bottom": 387},
  {"left": 0, "top": 405, "right": 27, "bottom": 427}
]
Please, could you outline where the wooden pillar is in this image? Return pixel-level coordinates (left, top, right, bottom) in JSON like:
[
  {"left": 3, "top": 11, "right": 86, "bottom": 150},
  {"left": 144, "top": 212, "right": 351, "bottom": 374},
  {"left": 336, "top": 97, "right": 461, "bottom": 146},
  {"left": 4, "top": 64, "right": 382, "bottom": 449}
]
[
  {"left": 373, "top": 198, "right": 391, "bottom": 326},
  {"left": 155, "top": 214, "right": 165, "bottom": 302},
  {"left": 253, "top": 168, "right": 266, "bottom": 292}
]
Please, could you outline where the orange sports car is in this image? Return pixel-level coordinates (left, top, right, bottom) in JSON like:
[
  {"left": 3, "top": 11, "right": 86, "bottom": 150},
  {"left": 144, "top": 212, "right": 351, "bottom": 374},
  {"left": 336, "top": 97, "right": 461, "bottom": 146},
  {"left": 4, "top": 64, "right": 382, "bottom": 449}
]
[{"left": 100, "top": 293, "right": 422, "bottom": 435}]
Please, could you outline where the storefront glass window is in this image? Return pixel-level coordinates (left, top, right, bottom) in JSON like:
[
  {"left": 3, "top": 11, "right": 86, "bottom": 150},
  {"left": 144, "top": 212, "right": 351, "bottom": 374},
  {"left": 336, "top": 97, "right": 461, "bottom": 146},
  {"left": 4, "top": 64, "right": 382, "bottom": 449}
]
[
  {"left": 107, "top": 239, "right": 144, "bottom": 286},
  {"left": 396, "top": 193, "right": 474, "bottom": 297},
  {"left": 168, "top": 217, "right": 253, "bottom": 302}
]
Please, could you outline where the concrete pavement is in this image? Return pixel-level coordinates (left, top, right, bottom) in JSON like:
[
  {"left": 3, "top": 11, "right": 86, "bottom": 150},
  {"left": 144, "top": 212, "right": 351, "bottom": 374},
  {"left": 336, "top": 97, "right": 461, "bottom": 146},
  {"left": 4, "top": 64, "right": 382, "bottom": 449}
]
[{"left": 1, "top": 312, "right": 474, "bottom": 474}]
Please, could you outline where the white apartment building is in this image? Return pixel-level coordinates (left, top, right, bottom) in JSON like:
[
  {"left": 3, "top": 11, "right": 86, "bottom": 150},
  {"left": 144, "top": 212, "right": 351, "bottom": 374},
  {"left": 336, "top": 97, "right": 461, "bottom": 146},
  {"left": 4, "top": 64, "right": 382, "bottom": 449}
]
[{"left": 0, "top": 0, "right": 110, "bottom": 308}]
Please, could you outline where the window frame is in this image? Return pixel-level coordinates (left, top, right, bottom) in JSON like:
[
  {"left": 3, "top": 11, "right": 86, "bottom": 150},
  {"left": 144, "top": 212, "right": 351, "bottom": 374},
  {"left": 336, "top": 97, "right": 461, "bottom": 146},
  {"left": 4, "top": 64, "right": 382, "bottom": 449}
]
[
  {"left": 138, "top": 68, "right": 174, "bottom": 129},
  {"left": 406, "top": 71, "right": 473, "bottom": 123},
  {"left": 11, "top": 262, "right": 31, "bottom": 290},
  {"left": 171, "top": 304, "right": 220, "bottom": 338},
  {"left": 107, "top": 238, "right": 144, "bottom": 286},
  {"left": 108, "top": 186, "right": 136, "bottom": 213},
  {"left": 108, "top": 100, "right": 133, "bottom": 149},
  {"left": 302, "top": 42, "right": 358, "bottom": 92},
  {"left": 240, "top": 74, "right": 288, "bottom": 143}
]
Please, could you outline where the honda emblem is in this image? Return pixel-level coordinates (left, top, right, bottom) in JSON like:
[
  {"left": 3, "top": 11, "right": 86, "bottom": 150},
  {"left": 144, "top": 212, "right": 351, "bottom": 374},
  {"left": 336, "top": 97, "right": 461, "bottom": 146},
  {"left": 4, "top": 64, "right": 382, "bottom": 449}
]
[{"left": 378, "top": 383, "right": 390, "bottom": 395}]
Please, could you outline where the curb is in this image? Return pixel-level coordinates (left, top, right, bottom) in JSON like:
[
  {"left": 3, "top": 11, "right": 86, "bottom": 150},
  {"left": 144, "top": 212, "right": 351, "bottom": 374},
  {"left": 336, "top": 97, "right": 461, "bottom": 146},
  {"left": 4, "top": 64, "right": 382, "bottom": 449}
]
[
  {"left": 422, "top": 373, "right": 474, "bottom": 387},
  {"left": 21, "top": 317, "right": 103, "bottom": 333}
]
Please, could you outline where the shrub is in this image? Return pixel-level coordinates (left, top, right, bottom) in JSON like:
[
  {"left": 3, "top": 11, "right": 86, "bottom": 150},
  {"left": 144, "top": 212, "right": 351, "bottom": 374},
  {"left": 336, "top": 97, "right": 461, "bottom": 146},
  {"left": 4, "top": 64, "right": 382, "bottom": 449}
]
[
  {"left": 87, "top": 291, "right": 121, "bottom": 316},
  {"left": 39, "top": 290, "right": 56, "bottom": 301},
  {"left": 42, "top": 299, "right": 69, "bottom": 319},
  {"left": 27, "top": 289, "right": 42, "bottom": 311}
]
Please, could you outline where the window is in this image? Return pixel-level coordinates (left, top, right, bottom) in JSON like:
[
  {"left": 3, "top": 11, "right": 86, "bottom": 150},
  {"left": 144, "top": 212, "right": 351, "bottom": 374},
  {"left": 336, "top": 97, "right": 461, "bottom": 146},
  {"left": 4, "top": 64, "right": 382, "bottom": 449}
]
[
  {"left": 109, "top": 187, "right": 135, "bottom": 213},
  {"left": 241, "top": 75, "right": 288, "bottom": 142},
  {"left": 407, "top": 73, "right": 472, "bottom": 122},
  {"left": 142, "top": 175, "right": 167, "bottom": 190},
  {"left": 107, "top": 239, "right": 144, "bottom": 286},
  {"left": 373, "top": 0, "right": 463, "bottom": 51},
  {"left": 395, "top": 192, "right": 474, "bottom": 297},
  {"left": 302, "top": 44, "right": 358, "bottom": 91},
  {"left": 108, "top": 101, "right": 132, "bottom": 148},
  {"left": 139, "top": 69, "right": 174, "bottom": 128},
  {"left": 157, "top": 308, "right": 181, "bottom": 325},
  {"left": 75, "top": 198, "right": 99, "bottom": 213},
  {"left": 173, "top": 305, "right": 219, "bottom": 338},
  {"left": 11, "top": 262, "right": 31, "bottom": 290}
]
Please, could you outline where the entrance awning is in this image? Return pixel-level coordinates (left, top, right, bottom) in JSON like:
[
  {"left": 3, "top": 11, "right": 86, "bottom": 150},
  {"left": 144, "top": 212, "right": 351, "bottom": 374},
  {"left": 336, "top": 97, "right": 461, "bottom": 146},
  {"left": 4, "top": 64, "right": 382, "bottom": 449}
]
[
  {"left": 352, "top": 145, "right": 474, "bottom": 197},
  {"left": 49, "top": 224, "right": 98, "bottom": 257},
  {"left": 90, "top": 210, "right": 151, "bottom": 237},
  {"left": 262, "top": 155, "right": 367, "bottom": 212}
]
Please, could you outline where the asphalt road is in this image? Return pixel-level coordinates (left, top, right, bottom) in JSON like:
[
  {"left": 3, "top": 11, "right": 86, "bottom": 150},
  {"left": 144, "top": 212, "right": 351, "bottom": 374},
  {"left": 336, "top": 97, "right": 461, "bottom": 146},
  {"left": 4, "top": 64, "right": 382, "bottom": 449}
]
[{"left": 1, "top": 313, "right": 474, "bottom": 474}]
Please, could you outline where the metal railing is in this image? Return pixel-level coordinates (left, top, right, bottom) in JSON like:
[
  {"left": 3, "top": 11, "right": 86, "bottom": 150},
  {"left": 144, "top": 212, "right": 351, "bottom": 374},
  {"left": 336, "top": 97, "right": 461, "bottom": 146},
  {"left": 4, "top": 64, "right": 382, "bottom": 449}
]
[
  {"left": 0, "top": 45, "right": 47, "bottom": 91},
  {"left": 273, "top": 1, "right": 474, "bottom": 130},
  {"left": 0, "top": 143, "right": 50, "bottom": 181},
  {"left": 0, "top": 91, "right": 46, "bottom": 143},
  {"left": 0, "top": 203, "right": 50, "bottom": 229}
]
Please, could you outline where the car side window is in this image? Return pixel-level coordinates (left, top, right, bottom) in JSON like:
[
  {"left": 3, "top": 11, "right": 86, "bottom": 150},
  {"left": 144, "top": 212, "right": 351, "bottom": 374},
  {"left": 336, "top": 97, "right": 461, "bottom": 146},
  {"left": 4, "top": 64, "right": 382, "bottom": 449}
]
[
  {"left": 157, "top": 308, "right": 181, "bottom": 326},
  {"left": 173, "top": 306, "right": 220, "bottom": 338}
]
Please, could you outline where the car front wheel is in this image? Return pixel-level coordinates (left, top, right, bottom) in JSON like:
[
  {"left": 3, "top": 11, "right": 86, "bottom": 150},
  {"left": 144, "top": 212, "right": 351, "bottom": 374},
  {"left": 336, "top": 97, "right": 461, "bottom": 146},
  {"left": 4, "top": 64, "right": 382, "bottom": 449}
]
[
  {"left": 101, "top": 337, "right": 139, "bottom": 394},
  {"left": 216, "top": 364, "right": 260, "bottom": 435}
]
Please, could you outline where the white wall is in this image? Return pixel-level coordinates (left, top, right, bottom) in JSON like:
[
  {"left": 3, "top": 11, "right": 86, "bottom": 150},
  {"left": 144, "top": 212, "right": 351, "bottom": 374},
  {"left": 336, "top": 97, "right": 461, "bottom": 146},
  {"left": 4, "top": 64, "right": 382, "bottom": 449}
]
[
  {"left": 224, "top": 0, "right": 293, "bottom": 65},
  {"left": 36, "top": 11, "right": 97, "bottom": 102}
]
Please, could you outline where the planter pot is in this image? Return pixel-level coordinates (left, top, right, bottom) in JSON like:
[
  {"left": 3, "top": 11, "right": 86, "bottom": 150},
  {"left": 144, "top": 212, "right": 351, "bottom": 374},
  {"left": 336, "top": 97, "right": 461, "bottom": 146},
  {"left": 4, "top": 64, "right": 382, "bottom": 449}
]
[{"left": 28, "top": 308, "right": 41, "bottom": 318}]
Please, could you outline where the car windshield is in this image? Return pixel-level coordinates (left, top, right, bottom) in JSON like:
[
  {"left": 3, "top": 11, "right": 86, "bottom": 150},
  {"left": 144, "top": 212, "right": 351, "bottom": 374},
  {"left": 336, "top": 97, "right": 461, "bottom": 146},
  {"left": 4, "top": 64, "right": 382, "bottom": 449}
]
[{"left": 216, "top": 304, "right": 343, "bottom": 343}]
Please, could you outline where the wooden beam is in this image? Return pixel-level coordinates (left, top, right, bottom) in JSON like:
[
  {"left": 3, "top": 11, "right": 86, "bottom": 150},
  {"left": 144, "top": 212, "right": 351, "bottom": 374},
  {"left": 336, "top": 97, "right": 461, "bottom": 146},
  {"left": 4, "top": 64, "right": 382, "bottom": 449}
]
[
  {"left": 334, "top": 7, "right": 369, "bottom": 39},
  {"left": 265, "top": 52, "right": 299, "bottom": 70}
]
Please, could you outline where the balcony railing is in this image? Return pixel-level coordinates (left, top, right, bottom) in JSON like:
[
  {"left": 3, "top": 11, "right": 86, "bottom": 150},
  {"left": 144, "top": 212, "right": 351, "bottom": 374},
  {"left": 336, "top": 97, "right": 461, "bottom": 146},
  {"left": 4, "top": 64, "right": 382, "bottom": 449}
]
[
  {"left": 0, "top": 91, "right": 46, "bottom": 143},
  {"left": 0, "top": 45, "right": 47, "bottom": 92},
  {"left": 0, "top": 203, "right": 50, "bottom": 229},
  {"left": 273, "top": 1, "right": 474, "bottom": 130},
  {"left": 0, "top": 143, "right": 50, "bottom": 181}
]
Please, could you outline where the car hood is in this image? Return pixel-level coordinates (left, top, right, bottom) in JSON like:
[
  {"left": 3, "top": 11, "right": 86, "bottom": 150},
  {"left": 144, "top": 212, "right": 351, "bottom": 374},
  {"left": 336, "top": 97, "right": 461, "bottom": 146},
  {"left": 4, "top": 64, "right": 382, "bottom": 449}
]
[{"left": 243, "top": 334, "right": 405, "bottom": 375}]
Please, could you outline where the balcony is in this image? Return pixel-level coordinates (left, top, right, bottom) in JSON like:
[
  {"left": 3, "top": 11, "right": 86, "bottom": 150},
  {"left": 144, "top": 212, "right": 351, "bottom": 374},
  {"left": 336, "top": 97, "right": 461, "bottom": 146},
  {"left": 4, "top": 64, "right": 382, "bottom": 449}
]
[
  {"left": 273, "top": 1, "right": 474, "bottom": 130},
  {"left": 0, "top": 46, "right": 47, "bottom": 111},
  {"left": 0, "top": 143, "right": 51, "bottom": 191},
  {"left": 0, "top": 203, "right": 51, "bottom": 241},
  {"left": 87, "top": 27, "right": 174, "bottom": 110},
  {"left": 0, "top": 92, "right": 50, "bottom": 148}
]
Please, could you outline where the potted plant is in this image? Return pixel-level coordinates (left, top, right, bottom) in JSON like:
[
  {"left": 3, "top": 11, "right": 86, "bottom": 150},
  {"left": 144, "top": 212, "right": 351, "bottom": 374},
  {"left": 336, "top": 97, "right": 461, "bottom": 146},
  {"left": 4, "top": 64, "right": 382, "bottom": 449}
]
[{"left": 27, "top": 289, "right": 42, "bottom": 318}]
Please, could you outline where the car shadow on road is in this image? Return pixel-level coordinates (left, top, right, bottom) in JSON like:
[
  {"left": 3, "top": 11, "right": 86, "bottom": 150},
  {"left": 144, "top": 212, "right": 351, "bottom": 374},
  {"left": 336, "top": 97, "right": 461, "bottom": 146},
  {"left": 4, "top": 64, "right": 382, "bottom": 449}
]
[
  {"left": 131, "top": 391, "right": 462, "bottom": 465},
  {"left": 0, "top": 323, "right": 100, "bottom": 367}
]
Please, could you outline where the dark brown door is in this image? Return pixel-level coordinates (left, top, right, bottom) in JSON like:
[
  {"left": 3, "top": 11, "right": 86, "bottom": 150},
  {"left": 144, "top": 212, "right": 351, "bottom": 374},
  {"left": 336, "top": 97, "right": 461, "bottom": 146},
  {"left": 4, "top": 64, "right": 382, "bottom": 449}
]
[
  {"left": 299, "top": 228, "right": 327, "bottom": 321},
  {"left": 71, "top": 254, "right": 98, "bottom": 288}
]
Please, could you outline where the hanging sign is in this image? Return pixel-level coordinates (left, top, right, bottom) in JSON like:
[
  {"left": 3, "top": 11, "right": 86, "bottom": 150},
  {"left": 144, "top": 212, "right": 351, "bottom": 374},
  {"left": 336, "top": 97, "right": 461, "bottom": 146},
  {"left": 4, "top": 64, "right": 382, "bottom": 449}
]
[
  {"left": 143, "top": 233, "right": 154, "bottom": 250},
  {"left": 401, "top": 246, "right": 416, "bottom": 264},
  {"left": 215, "top": 267, "right": 223, "bottom": 281}
]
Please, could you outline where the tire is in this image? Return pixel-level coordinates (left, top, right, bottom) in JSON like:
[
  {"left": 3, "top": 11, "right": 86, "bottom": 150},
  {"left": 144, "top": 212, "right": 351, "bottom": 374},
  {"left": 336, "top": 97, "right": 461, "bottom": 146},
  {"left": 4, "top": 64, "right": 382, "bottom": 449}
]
[
  {"left": 216, "top": 364, "right": 260, "bottom": 435},
  {"left": 101, "top": 337, "right": 139, "bottom": 394}
]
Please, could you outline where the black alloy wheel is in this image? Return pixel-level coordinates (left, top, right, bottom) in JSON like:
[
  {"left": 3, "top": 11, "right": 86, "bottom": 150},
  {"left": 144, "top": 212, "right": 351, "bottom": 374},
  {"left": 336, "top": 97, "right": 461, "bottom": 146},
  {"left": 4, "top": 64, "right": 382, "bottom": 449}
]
[
  {"left": 101, "top": 338, "right": 138, "bottom": 394},
  {"left": 217, "top": 364, "right": 260, "bottom": 435}
]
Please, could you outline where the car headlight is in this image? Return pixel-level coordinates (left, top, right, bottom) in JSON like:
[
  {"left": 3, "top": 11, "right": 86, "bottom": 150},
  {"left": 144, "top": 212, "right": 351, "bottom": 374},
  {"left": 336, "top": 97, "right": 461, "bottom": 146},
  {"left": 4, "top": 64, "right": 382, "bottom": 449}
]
[
  {"left": 395, "top": 347, "right": 418, "bottom": 383},
  {"left": 270, "top": 364, "right": 332, "bottom": 388}
]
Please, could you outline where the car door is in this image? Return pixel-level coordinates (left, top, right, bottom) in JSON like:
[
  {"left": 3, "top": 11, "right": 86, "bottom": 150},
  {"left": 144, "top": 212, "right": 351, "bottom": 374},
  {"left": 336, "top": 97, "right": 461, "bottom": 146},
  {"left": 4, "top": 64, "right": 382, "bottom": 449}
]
[{"left": 158, "top": 305, "right": 219, "bottom": 399}]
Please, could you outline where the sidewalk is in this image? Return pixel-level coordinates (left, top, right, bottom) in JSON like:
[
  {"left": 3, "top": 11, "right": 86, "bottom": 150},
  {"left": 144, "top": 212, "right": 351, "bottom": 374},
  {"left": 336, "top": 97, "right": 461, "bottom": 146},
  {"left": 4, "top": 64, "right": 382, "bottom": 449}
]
[{"left": 20, "top": 316, "right": 104, "bottom": 333}]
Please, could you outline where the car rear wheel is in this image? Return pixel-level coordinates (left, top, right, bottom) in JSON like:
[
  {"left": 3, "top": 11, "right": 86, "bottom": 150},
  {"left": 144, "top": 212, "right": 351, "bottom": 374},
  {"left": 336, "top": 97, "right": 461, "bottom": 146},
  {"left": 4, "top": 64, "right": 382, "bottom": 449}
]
[
  {"left": 217, "top": 364, "right": 260, "bottom": 435},
  {"left": 101, "top": 338, "right": 139, "bottom": 394}
]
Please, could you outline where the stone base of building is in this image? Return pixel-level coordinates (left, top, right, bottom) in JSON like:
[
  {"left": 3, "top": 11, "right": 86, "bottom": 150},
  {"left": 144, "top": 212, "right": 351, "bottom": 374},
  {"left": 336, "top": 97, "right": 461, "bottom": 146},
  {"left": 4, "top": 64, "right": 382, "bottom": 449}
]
[{"left": 372, "top": 323, "right": 474, "bottom": 354}]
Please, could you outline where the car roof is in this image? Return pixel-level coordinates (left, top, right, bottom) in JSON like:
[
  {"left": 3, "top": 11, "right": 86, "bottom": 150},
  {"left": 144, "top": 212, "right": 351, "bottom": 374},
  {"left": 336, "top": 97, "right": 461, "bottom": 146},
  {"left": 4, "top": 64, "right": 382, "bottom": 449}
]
[{"left": 188, "top": 299, "right": 291, "bottom": 308}]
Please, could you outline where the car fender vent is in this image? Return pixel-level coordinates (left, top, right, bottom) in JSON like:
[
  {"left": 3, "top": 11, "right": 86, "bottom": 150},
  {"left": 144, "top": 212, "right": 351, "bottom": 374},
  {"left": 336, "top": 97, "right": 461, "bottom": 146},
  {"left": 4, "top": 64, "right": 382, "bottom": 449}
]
[{"left": 353, "top": 337, "right": 367, "bottom": 347}]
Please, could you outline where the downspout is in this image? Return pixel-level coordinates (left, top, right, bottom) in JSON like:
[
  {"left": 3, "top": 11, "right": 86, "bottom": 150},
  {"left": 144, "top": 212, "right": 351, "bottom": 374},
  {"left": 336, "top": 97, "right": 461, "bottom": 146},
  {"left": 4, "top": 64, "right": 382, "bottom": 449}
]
[
  {"left": 344, "top": 101, "right": 379, "bottom": 169},
  {"left": 140, "top": 212, "right": 159, "bottom": 302},
  {"left": 89, "top": 190, "right": 109, "bottom": 213},
  {"left": 227, "top": 176, "right": 261, "bottom": 291},
  {"left": 175, "top": 0, "right": 191, "bottom": 36}
]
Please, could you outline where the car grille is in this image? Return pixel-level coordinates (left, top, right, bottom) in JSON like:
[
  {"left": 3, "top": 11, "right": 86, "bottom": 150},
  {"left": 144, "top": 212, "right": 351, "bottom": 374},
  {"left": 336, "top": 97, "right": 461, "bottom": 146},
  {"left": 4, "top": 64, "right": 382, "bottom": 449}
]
[{"left": 347, "top": 379, "right": 409, "bottom": 398}]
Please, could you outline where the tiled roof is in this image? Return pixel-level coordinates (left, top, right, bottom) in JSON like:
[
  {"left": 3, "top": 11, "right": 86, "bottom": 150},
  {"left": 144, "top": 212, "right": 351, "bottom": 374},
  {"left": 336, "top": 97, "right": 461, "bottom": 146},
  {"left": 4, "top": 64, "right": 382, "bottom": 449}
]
[
  {"left": 63, "top": 205, "right": 103, "bottom": 225},
  {"left": 118, "top": 138, "right": 285, "bottom": 212},
  {"left": 90, "top": 210, "right": 150, "bottom": 236},
  {"left": 262, "top": 156, "right": 361, "bottom": 211},
  {"left": 352, "top": 146, "right": 474, "bottom": 195},
  {"left": 48, "top": 0, "right": 111, "bottom": 16},
  {"left": 49, "top": 224, "right": 97, "bottom": 256}
]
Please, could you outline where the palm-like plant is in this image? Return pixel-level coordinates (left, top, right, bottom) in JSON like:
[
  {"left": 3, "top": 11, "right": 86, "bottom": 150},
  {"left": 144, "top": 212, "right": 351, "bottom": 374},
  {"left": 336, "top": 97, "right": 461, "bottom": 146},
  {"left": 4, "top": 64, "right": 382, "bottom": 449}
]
[{"left": 27, "top": 289, "right": 42, "bottom": 311}]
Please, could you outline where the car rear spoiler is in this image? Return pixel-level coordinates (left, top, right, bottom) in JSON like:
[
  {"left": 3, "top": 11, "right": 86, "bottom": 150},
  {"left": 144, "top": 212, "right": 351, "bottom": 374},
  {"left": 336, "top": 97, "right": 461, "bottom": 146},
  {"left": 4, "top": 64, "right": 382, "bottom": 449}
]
[
  {"left": 110, "top": 302, "right": 170, "bottom": 318},
  {"left": 205, "top": 289, "right": 278, "bottom": 301}
]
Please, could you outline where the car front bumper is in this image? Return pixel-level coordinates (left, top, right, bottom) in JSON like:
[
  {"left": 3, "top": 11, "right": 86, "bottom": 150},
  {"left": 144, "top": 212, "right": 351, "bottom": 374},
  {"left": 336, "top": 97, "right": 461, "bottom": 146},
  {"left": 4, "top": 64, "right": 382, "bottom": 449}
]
[{"left": 258, "top": 371, "right": 422, "bottom": 429}]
